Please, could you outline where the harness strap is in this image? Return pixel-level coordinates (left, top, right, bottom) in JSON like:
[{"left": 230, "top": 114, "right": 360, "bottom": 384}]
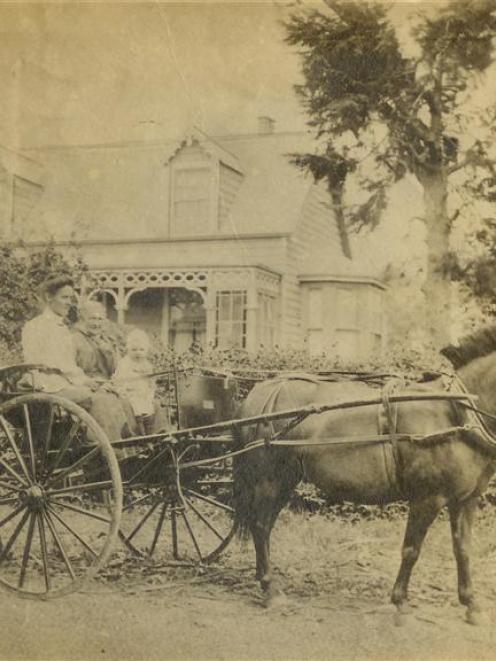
[
  {"left": 378, "top": 378, "right": 404, "bottom": 493},
  {"left": 257, "top": 380, "right": 286, "bottom": 448}
]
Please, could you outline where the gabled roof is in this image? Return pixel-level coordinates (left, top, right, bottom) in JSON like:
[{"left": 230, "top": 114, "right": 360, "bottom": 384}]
[
  {"left": 166, "top": 128, "right": 244, "bottom": 175},
  {"left": 22, "top": 129, "right": 346, "bottom": 250},
  {"left": 0, "top": 144, "right": 44, "bottom": 183},
  {"left": 213, "top": 131, "right": 321, "bottom": 235}
]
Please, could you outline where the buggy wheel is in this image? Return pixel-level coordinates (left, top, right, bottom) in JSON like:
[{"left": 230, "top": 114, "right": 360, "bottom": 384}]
[
  {"left": 119, "top": 444, "right": 236, "bottom": 563},
  {"left": 0, "top": 393, "right": 122, "bottom": 599}
]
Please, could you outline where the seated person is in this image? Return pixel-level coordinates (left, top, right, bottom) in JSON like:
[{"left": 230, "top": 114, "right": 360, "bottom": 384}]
[
  {"left": 22, "top": 276, "right": 96, "bottom": 402},
  {"left": 22, "top": 275, "right": 137, "bottom": 443},
  {"left": 113, "top": 329, "right": 168, "bottom": 435},
  {"left": 73, "top": 300, "right": 123, "bottom": 381}
]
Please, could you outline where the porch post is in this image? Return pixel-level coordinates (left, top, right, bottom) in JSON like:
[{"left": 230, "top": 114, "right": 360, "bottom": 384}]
[
  {"left": 205, "top": 286, "right": 216, "bottom": 349},
  {"left": 245, "top": 270, "right": 258, "bottom": 352},
  {"left": 161, "top": 289, "right": 170, "bottom": 345},
  {"left": 115, "top": 286, "right": 127, "bottom": 325}
]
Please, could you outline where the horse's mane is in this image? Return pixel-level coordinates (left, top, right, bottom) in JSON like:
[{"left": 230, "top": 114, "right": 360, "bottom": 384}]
[{"left": 441, "top": 324, "right": 496, "bottom": 369}]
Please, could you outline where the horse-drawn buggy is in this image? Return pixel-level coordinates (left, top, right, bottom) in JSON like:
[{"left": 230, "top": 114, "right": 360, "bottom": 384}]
[
  {"left": 0, "top": 364, "right": 243, "bottom": 599},
  {"left": 1, "top": 349, "right": 496, "bottom": 624}
]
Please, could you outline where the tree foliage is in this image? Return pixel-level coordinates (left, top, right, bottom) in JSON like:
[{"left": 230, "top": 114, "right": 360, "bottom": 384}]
[
  {"left": 0, "top": 242, "right": 89, "bottom": 355},
  {"left": 286, "top": 0, "right": 496, "bottom": 222},
  {"left": 285, "top": 1, "right": 496, "bottom": 344}
]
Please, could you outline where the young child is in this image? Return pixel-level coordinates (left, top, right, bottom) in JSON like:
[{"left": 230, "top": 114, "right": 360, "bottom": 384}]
[{"left": 113, "top": 329, "right": 157, "bottom": 434}]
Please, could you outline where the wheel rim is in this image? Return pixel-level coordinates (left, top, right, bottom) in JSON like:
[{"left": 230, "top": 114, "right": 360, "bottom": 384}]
[
  {"left": 119, "top": 444, "right": 236, "bottom": 563},
  {"left": 0, "top": 394, "right": 122, "bottom": 599}
]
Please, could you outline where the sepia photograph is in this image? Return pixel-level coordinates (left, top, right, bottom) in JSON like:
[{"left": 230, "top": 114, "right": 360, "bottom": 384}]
[{"left": 1, "top": 0, "right": 496, "bottom": 659}]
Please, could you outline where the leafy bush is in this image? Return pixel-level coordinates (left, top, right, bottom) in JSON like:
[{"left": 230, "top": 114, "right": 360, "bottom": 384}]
[
  {"left": 150, "top": 340, "right": 452, "bottom": 380},
  {"left": 0, "top": 243, "right": 87, "bottom": 365},
  {"left": 0, "top": 241, "right": 89, "bottom": 355}
]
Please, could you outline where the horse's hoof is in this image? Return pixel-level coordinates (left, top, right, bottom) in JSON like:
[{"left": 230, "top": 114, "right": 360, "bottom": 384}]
[
  {"left": 263, "top": 592, "right": 289, "bottom": 610},
  {"left": 466, "top": 608, "right": 490, "bottom": 626},
  {"left": 393, "top": 606, "right": 412, "bottom": 627}
]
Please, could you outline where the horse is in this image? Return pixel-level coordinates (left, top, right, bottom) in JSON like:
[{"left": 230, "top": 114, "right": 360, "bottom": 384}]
[{"left": 232, "top": 353, "right": 496, "bottom": 625}]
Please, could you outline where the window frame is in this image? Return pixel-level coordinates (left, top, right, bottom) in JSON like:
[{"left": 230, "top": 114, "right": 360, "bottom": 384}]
[
  {"left": 214, "top": 289, "right": 248, "bottom": 350},
  {"left": 169, "top": 158, "right": 219, "bottom": 237},
  {"left": 257, "top": 292, "right": 278, "bottom": 348}
]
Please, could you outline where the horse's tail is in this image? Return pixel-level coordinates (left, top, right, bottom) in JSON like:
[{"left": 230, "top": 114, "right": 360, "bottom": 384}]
[
  {"left": 232, "top": 413, "right": 257, "bottom": 540},
  {"left": 231, "top": 379, "right": 304, "bottom": 539}
]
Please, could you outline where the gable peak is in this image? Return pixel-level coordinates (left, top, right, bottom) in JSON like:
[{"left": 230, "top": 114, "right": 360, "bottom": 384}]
[{"left": 165, "top": 127, "right": 244, "bottom": 174}]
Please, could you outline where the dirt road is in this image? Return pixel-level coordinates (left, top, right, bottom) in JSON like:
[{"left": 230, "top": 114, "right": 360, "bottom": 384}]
[{"left": 2, "top": 511, "right": 496, "bottom": 660}]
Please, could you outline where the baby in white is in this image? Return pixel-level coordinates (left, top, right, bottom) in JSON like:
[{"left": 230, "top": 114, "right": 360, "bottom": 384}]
[{"left": 113, "top": 329, "right": 156, "bottom": 433}]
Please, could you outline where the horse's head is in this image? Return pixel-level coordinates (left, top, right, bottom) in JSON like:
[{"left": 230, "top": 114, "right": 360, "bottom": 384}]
[{"left": 441, "top": 325, "right": 496, "bottom": 371}]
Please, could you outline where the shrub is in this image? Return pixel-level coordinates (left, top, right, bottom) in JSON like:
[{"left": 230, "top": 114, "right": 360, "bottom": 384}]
[{"left": 0, "top": 241, "right": 89, "bottom": 354}]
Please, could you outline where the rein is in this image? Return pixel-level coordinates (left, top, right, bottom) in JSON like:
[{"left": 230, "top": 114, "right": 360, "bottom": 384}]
[{"left": 459, "top": 401, "right": 496, "bottom": 424}]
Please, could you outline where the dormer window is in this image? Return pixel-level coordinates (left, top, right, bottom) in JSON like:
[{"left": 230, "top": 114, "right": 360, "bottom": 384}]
[
  {"left": 171, "top": 166, "right": 212, "bottom": 236},
  {"left": 167, "top": 133, "right": 244, "bottom": 237}
]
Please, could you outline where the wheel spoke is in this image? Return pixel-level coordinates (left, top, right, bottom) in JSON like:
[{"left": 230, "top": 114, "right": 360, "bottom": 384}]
[
  {"left": 18, "top": 512, "right": 36, "bottom": 588},
  {"left": 44, "top": 510, "right": 76, "bottom": 580},
  {"left": 184, "top": 495, "right": 225, "bottom": 541},
  {"left": 149, "top": 502, "right": 167, "bottom": 557},
  {"left": 0, "top": 458, "right": 29, "bottom": 488},
  {"left": 171, "top": 508, "right": 179, "bottom": 559},
  {"left": 36, "top": 512, "right": 51, "bottom": 592},
  {"left": 46, "top": 418, "right": 82, "bottom": 478},
  {"left": 50, "top": 500, "right": 111, "bottom": 524},
  {"left": 126, "top": 501, "right": 160, "bottom": 543},
  {"left": 0, "top": 480, "right": 23, "bottom": 493},
  {"left": 127, "top": 447, "right": 171, "bottom": 485},
  {"left": 0, "top": 503, "right": 25, "bottom": 529},
  {"left": 0, "top": 509, "right": 30, "bottom": 562},
  {"left": 0, "top": 496, "right": 20, "bottom": 506},
  {"left": 22, "top": 404, "right": 37, "bottom": 481},
  {"left": 39, "top": 403, "right": 55, "bottom": 476},
  {"left": 48, "top": 480, "right": 114, "bottom": 497},
  {"left": 180, "top": 509, "right": 203, "bottom": 562},
  {"left": 122, "top": 492, "right": 152, "bottom": 513},
  {"left": 0, "top": 416, "right": 31, "bottom": 485},
  {"left": 46, "top": 447, "right": 101, "bottom": 489},
  {"left": 185, "top": 488, "right": 234, "bottom": 513},
  {"left": 46, "top": 506, "right": 97, "bottom": 558}
]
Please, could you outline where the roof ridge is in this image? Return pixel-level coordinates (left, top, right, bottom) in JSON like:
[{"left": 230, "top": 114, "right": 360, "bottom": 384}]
[{"left": 22, "top": 130, "right": 313, "bottom": 152}]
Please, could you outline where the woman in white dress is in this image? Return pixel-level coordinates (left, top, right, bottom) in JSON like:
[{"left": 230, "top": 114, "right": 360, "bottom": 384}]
[{"left": 22, "top": 275, "right": 137, "bottom": 441}]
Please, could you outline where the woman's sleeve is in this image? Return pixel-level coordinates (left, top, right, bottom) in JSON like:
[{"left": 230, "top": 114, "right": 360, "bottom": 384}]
[{"left": 21, "top": 322, "right": 39, "bottom": 364}]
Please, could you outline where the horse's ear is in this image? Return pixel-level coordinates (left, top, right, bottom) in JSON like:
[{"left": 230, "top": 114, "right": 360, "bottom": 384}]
[
  {"left": 440, "top": 345, "right": 463, "bottom": 369},
  {"left": 421, "top": 371, "right": 440, "bottom": 382}
]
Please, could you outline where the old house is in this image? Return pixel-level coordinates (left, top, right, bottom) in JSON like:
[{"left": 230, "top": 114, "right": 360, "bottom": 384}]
[
  {"left": 17, "top": 120, "right": 385, "bottom": 360},
  {"left": 0, "top": 145, "right": 44, "bottom": 234}
]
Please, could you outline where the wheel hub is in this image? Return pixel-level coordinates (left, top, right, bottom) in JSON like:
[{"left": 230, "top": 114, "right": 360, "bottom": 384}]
[{"left": 21, "top": 484, "right": 46, "bottom": 512}]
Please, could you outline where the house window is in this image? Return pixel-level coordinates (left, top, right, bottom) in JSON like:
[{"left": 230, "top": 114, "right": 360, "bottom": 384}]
[
  {"left": 334, "top": 287, "right": 360, "bottom": 360},
  {"left": 215, "top": 290, "right": 247, "bottom": 349},
  {"left": 334, "top": 286, "right": 383, "bottom": 359},
  {"left": 258, "top": 293, "right": 277, "bottom": 347},
  {"left": 171, "top": 167, "right": 211, "bottom": 235},
  {"left": 306, "top": 287, "right": 324, "bottom": 353},
  {"left": 308, "top": 288, "right": 323, "bottom": 328},
  {"left": 12, "top": 176, "right": 43, "bottom": 224},
  {"left": 363, "top": 287, "right": 383, "bottom": 353}
]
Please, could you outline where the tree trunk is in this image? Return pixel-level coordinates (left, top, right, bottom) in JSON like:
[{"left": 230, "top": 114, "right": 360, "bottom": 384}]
[
  {"left": 330, "top": 186, "right": 351, "bottom": 259},
  {"left": 421, "top": 170, "right": 451, "bottom": 349}
]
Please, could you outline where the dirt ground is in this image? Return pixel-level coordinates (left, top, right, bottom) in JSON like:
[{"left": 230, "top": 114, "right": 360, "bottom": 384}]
[{"left": 2, "top": 509, "right": 496, "bottom": 661}]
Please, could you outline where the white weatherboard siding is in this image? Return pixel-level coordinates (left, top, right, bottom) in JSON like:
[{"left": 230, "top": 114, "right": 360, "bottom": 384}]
[
  {"left": 73, "top": 235, "right": 288, "bottom": 273},
  {"left": 16, "top": 129, "right": 383, "bottom": 356}
]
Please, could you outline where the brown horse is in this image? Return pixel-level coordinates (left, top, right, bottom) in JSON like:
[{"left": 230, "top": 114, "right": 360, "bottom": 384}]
[{"left": 233, "top": 360, "right": 496, "bottom": 624}]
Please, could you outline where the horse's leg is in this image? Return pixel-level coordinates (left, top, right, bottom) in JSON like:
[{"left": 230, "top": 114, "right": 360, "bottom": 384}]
[
  {"left": 391, "top": 496, "right": 445, "bottom": 617},
  {"left": 449, "top": 496, "right": 485, "bottom": 625},
  {"left": 250, "top": 479, "right": 296, "bottom": 606}
]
